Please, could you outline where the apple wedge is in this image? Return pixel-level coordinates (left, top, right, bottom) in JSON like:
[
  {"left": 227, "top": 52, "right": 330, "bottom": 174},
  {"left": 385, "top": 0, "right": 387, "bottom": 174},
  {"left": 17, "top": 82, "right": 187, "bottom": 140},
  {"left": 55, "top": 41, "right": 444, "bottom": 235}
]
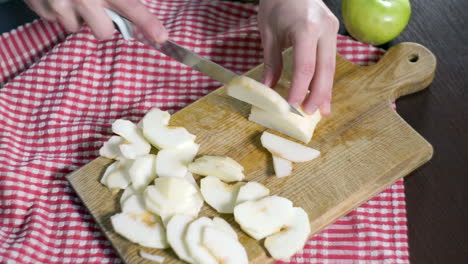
[
  {"left": 265, "top": 207, "right": 311, "bottom": 260},
  {"left": 166, "top": 214, "right": 195, "bottom": 263},
  {"left": 200, "top": 176, "right": 245, "bottom": 214},
  {"left": 111, "top": 212, "right": 168, "bottom": 249},
  {"left": 112, "top": 119, "right": 151, "bottom": 159},
  {"left": 226, "top": 75, "right": 290, "bottom": 114},
  {"left": 234, "top": 195, "right": 294, "bottom": 240},
  {"left": 261, "top": 131, "right": 320, "bottom": 162},
  {"left": 141, "top": 108, "right": 196, "bottom": 149},
  {"left": 100, "top": 160, "right": 132, "bottom": 190},
  {"left": 202, "top": 226, "right": 248, "bottom": 264},
  {"left": 121, "top": 194, "right": 146, "bottom": 215},
  {"left": 185, "top": 217, "right": 218, "bottom": 264},
  {"left": 184, "top": 172, "right": 198, "bottom": 189},
  {"left": 156, "top": 143, "right": 199, "bottom": 178},
  {"left": 272, "top": 155, "right": 293, "bottom": 178},
  {"left": 144, "top": 177, "right": 202, "bottom": 222},
  {"left": 212, "top": 217, "right": 238, "bottom": 240},
  {"left": 188, "top": 156, "right": 244, "bottom": 182},
  {"left": 129, "top": 154, "right": 157, "bottom": 191},
  {"left": 99, "top": 135, "right": 125, "bottom": 160},
  {"left": 235, "top": 181, "right": 270, "bottom": 205},
  {"left": 120, "top": 185, "right": 138, "bottom": 204}
]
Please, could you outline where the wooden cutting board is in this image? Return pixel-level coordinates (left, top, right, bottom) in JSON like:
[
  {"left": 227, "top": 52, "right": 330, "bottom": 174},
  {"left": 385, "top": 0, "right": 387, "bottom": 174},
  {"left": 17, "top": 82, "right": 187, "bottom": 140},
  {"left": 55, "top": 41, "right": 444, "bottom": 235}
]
[{"left": 67, "top": 42, "right": 436, "bottom": 264}]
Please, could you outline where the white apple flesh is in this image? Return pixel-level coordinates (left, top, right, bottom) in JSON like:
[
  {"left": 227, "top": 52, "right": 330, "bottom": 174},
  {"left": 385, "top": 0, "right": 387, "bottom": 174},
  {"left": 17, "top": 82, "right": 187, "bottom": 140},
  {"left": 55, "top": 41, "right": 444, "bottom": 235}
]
[
  {"left": 200, "top": 176, "right": 245, "bottom": 214},
  {"left": 261, "top": 131, "right": 320, "bottom": 162},
  {"left": 272, "top": 155, "right": 293, "bottom": 178},
  {"left": 235, "top": 181, "right": 270, "bottom": 205},
  {"left": 188, "top": 155, "right": 244, "bottom": 182}
]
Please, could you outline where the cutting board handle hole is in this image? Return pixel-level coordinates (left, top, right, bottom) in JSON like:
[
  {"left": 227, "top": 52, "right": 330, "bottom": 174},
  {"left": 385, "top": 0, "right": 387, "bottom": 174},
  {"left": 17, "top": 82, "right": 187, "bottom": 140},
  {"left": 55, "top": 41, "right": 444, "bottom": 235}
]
[{"left": 408, "top": 54, "right": 419, "bottom": 63}]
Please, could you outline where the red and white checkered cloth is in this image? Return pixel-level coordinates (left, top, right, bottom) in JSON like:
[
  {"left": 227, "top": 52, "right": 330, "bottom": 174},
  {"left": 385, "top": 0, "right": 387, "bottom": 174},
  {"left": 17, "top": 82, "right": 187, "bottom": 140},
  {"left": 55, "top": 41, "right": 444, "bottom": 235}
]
[{"left": 0, "top": 0, "right": 409, "bottom": 263}]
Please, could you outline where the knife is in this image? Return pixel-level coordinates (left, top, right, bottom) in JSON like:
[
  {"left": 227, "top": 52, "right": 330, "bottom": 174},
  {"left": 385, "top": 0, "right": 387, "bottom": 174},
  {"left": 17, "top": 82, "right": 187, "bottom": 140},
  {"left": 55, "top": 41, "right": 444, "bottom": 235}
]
[{"left": 105, "top": 8, "right": 304, "bottom": 117}]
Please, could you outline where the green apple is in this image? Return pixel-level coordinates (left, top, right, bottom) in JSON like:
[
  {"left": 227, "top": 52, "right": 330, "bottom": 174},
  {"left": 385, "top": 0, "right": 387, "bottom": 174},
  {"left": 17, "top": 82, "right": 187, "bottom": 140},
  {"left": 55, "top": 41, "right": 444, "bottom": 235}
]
[{"left": 342, "top": 0, "right": 411, "bottom": 45}]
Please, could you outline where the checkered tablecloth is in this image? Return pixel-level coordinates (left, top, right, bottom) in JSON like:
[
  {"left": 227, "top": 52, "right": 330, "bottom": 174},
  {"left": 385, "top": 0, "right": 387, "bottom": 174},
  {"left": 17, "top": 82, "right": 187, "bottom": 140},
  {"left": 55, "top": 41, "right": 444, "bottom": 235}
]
[{"left": 0, "top": 0, "right": 409, "bottom": 263}]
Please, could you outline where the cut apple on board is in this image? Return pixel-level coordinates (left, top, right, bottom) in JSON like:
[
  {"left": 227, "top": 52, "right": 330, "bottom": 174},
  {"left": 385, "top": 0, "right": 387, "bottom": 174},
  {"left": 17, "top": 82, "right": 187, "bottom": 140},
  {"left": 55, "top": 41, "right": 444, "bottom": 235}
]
[
  {"left": 99, "top": 135, "right": 125, "bottom": 160},
  {"left": 265, "top": 207, "right": 311, "bottom": 260},
  {"left": 226, "top": 75, "right": 290, "bottom": 114},
  {"left": 156, "top": 143, "right": 199, "bottom": 178},
  {"left": 202, "top": 226, "right": 248, "bottom": 264},
  {"left": 120, "top": 184, "right": 138, "bottom": 204},
  {"left": 111, "top": 119, "right": 151, "bottom": 159},
  {"left": 100, "top": 160, "right": 132, "bottom": 190},
  {"left": 212, "top": 217, "right": 238, "bottom": 240},
  {"left": 144, "top": 177, "right": 202, "bottom": 222},
  {"left": 141, "top": 108, "right": 196, "bottom": 149},
  {"left": 185, "top": 217, "right": 218, "bottom": 264},
  {"left": 200, "top": 176, "right": 245, "bottom": 214},
  {"left": 121, "top": 194, "right": 146, "bottom": 215},
  {"left": 261, "top": 131, "right": 320, "bottom": 162},
  {"left": 234, "top": 195, "right": 294, "bottom": 240},
  {"left": 111, "top": 212, "right": 168, "bottom": 249},
  {"left": 166, "top": 214, "right": 195, "bottom": 263},
  {"left": 129, "top": 154, "right": 157, "bottom": 191},
  {"left": 272, "top": 155, "right": 293, "bottom": 178},
  {"left": 188, "top": 155, "right": 245, "bottom": 182},
  {"left": 235, "top": 181, "right": 270, "bottom": 205}
]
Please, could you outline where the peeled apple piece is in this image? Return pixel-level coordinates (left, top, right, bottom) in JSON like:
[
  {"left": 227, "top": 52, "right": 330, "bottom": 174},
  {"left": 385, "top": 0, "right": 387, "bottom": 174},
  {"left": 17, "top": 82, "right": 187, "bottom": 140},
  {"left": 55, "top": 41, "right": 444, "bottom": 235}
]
[
  {"left": 261, "top": 131, "right": 320, "bottom": 162},
  {"left": 235, "top": 181, "right": 270, "bottom": 205},
  {"left": 144, "top": 177, "right": 201, "bottom": 222},
  {"left": 185, "top": 217, "right": 218, "bottom": 264},
  {"left": 202, "top": 226, "right": 248, "bottom": 264},
  {"left": 121, "top": 194, "right": 146, "bottom": 215},
  {"left": 111, "top": 212, "right": 168, "bottom": 249},
  {"left": 188, "top": 155, "right": 244, "bottom": 182},
  {"left": 99, "top": 135, "right": 125, "bottom": 160},
  {"left": 120, "top": 185, "right": 138, "bottom": 204},
  {"left": 112, "top": 119, "right": 151, "bottom": 159},
  {"left": 272, "top": 155, "right": 293, "bottom": 178},
  {"left": 129, "top": 154, "right": 157, "bottom": 191},
  {"left": 156, "top": 143, "right": 199, "bottom": 178},
  {"left": 200, "top": 176, "right": 245, "bottom": 214},
  {"left": 226, "top": 75, "right": 290, "bottom": 114},
  {"left": 141, "top": 108, "right": 196, "bottom": 149},
  {"left": 212, "top": 217, "right": 238, "bottom": 240},
  {"left": 100, "top": 160, "right": 132, "bottom": 189},
  {"left": 166, "top": 214, "right": 195, "bottom": 263},
  {"left": 234, "top": 195, "right": 294, "bottom": 240},
  {"left": 264, "top": 207, "right": 311, "bottom": 260}
]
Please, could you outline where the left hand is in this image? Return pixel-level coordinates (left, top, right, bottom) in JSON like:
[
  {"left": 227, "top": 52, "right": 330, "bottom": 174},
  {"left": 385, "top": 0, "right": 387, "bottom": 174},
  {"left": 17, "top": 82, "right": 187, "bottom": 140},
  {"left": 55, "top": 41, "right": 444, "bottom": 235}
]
[{"left": 258, "top": 0, "right": 339, "bottom": 115}]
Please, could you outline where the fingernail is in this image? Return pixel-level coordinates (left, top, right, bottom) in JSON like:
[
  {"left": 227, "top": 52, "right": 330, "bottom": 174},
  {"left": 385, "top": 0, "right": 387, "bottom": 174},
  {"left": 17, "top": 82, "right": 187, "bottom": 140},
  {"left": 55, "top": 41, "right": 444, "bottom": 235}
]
[
  {"left": 320, "top": 103, "right": 331, "bottom": 116},
  {"left": 290, "top": 102, "right": 301, "bottom": 109},
  {"left": 305, "top": 104, "right": 318, "bottom": 114}
]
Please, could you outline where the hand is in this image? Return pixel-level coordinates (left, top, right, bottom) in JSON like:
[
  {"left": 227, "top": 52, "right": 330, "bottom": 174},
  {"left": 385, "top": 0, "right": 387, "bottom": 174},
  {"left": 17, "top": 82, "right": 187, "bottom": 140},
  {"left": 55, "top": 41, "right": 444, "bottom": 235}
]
[
  {"left": 258, "top": 0, "right": 339, "bottom": 115},
  {"left": 24, "top": 0, "right": 168, "bottom": 42}
]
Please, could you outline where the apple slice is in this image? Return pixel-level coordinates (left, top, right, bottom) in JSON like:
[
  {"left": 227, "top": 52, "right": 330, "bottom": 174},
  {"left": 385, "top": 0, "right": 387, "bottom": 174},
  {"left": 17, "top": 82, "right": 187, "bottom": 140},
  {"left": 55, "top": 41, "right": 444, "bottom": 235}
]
[
  {"left": 235, "top": 181, "right": 270, "bottom": 205},
  {"left": 156, "top": 143, "right": 199, "bottom": 178},
  {"left": 166, "top": 214, "right": 195, "bottom": 263},
  {"left": 144, "top": 177, "right": 201, "bottom": 222},
  {"left": 184, "top": 172, "right": 198, "bottom": 189},
  {"left": 265, "top": 207, "right": 311, "bottom": 260},
  {"left": 112, "top": 119, "right": 151, "bottom": 159},
  {"left": 121, "top": 194, "right": 146, "bottom": 215},
  {"left": 99, "top": 135, "right": 125, "bottom": 160},
  {"left": 261, "top": 131, "right": 320, "bottom": 162},
  {"left": 202, "top": 226, "right": 248, "bottom": 264},
  {"left": 129, "top": 154, "right": 157, "bottom": 191},
  {"left": 272, "top": 155, "right": 293, "bottom": 178},
  {"left": 234, "top": 195, "right": 294, "bottom": 240},
  {"left": 188, "top": 156, "right": 244, "bottom": 182},
  {"left": 212, "top": 217, "right": 238, "bottom": 240},
  {"left": 111, "top": 212, "right": 168, "bottom": 249},
  {"left": 120, "top": 185, "right": 138, "bottom": 204},
  {"left": 141, "top": 108, "right": 196, "bottom": 149},
  {"left": 185, "top": 217, "right": 218, "bottom": 264},
  {"left": 226, "top": 75, "right": 289, "bottom": 114},
  {"left": 100, "top": 160, "right": 132, "bottom": 190},
  {"left": 200, "top": 176, "right": 245, "bottom": 214}
]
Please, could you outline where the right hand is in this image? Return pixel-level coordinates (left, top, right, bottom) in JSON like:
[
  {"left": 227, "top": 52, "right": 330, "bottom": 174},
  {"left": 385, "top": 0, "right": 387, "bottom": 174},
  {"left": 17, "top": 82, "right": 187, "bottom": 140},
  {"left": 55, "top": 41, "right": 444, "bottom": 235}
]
[{"left": 24, "top": 0, "right": 168, "bottom": 42}]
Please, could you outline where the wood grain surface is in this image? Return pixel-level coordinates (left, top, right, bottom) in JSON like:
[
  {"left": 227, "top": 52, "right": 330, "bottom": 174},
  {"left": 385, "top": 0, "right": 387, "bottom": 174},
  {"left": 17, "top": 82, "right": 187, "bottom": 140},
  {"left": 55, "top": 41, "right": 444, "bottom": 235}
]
[{"left": 67, "top": 42, "right": 436, "bottom": 263}]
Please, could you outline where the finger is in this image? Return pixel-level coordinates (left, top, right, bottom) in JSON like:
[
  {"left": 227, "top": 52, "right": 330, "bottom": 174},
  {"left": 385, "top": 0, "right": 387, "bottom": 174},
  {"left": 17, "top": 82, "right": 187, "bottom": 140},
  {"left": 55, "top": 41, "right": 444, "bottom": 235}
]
[
  {"left": 260, "top": 30, "right": 283, "bottom": 88},
  {"left": 76, "top": 4, "right": 115, "bottom": 40},
  {"left": 24, "top": 0, "right": 57, "bottom": 22},
  {"left": 49, "top": 0, "right": 81, "bottom": 32},
  {"left": 109, "top": 0, "right": 168, "bottom": 43},
  {"left": 288, "top": 31, "right": 318, "bottom": 108},
  {"left": 303, "top": 31, "right": 337, "bottom": 115}
]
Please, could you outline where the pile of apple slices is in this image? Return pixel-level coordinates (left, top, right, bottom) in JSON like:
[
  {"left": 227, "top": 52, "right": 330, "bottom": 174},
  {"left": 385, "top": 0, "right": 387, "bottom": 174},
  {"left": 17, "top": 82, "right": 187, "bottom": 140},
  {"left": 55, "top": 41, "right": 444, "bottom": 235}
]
[{"left": 98, "top": 106, "right": 316, "bottom": 262}]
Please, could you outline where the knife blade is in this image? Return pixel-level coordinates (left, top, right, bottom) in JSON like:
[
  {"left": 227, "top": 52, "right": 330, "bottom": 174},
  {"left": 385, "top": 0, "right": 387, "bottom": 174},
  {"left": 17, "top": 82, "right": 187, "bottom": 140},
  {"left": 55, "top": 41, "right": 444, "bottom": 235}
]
[{"left": 105, "top": 8, "right": 303, "bottom": 117}]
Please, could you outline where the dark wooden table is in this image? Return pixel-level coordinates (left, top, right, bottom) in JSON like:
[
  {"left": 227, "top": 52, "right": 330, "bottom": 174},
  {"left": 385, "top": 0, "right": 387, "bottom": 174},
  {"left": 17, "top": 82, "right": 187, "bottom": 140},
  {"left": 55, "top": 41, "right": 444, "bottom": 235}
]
[{"left": 1, "top": 0, "right": 467, "bottom": 263}]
